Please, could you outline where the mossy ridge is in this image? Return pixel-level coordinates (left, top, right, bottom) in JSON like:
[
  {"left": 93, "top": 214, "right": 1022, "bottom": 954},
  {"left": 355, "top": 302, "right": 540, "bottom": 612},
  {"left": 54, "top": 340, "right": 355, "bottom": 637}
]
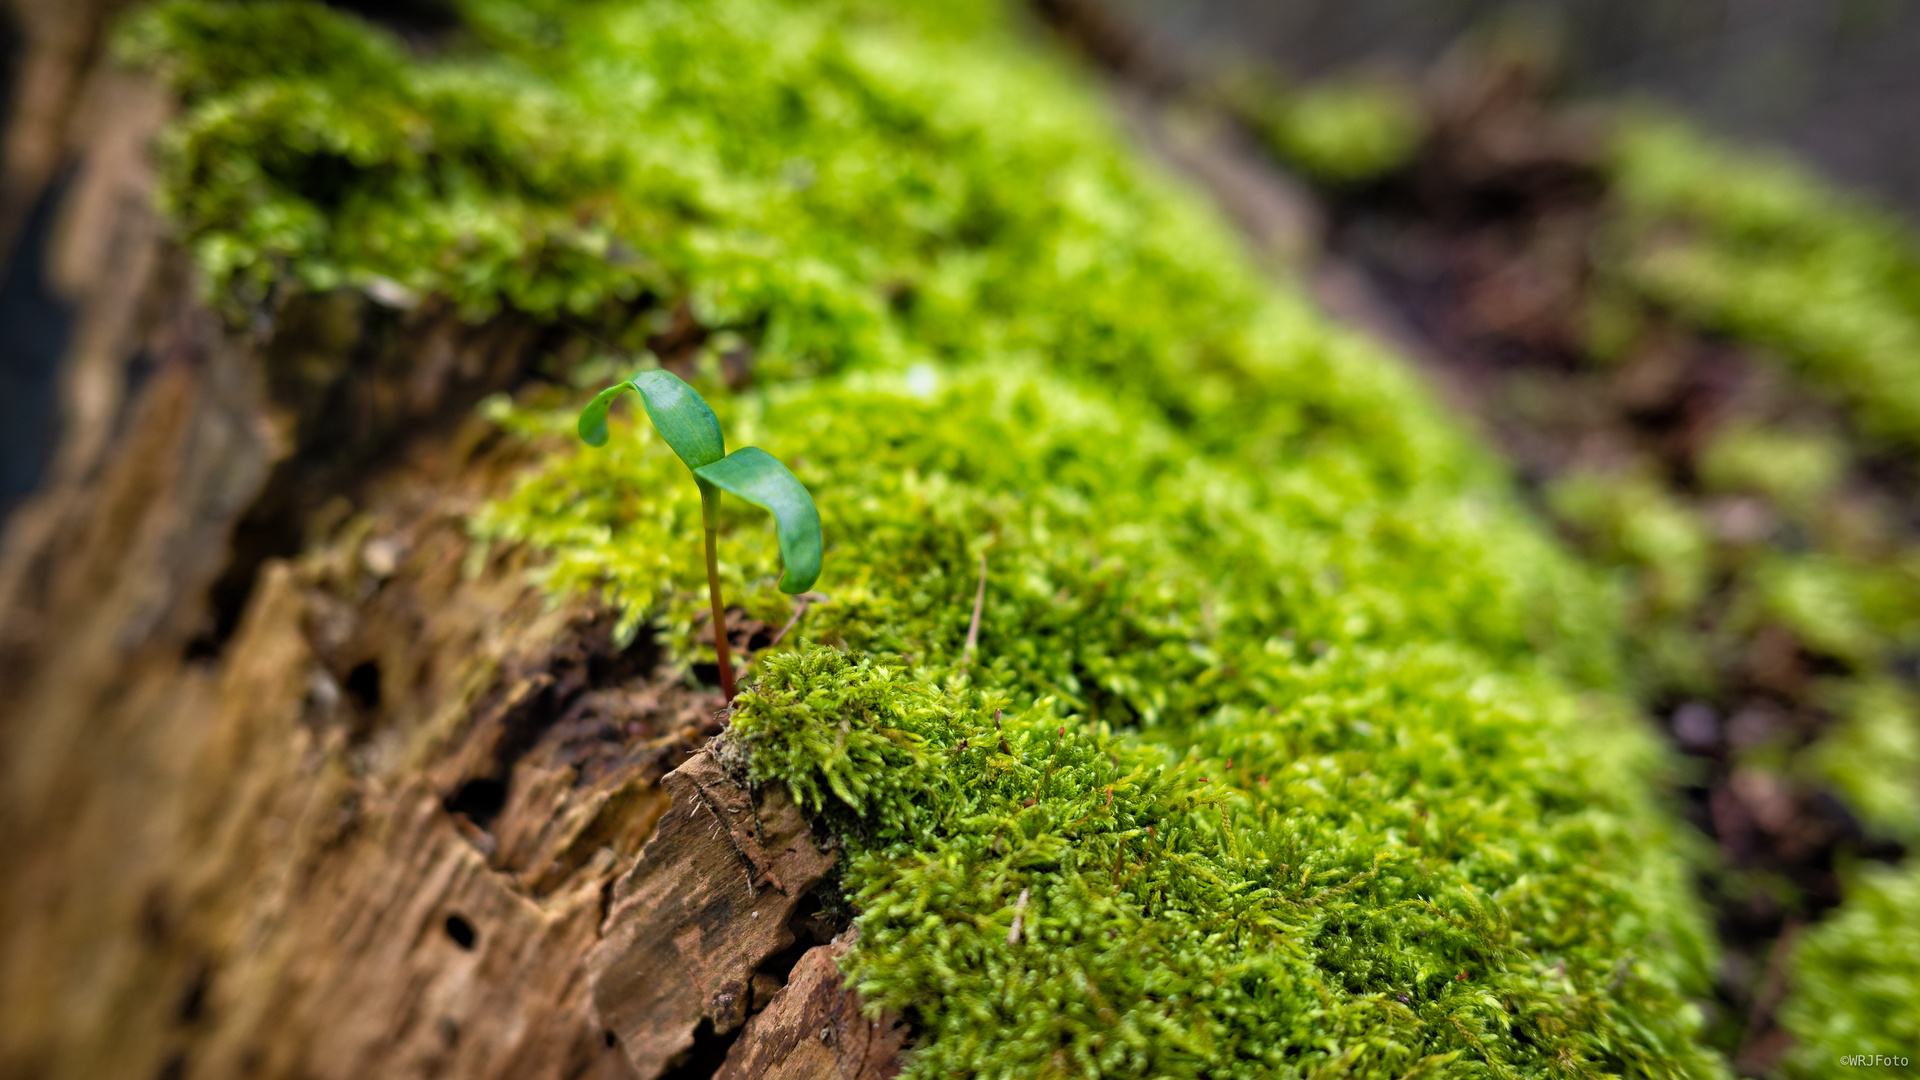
[{"left": 126, "top": 0, "right": 1726, "bottom": 1075}]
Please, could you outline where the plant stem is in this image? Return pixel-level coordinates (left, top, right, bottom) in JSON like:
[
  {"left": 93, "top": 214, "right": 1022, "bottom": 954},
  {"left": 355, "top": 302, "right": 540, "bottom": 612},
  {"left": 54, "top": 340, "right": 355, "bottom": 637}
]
[
  {"left": 705, "top": 524, "right": 736, "bottom": 702},
  {"left": 699, "top": 483, "right": 736, "bottom": 703}
]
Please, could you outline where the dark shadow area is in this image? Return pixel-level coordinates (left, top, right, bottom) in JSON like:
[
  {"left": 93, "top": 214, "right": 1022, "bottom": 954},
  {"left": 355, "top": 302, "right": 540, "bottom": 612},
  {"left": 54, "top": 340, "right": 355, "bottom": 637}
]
[{"left": 0, "top": 168, "right": 74, "bottom": 524}]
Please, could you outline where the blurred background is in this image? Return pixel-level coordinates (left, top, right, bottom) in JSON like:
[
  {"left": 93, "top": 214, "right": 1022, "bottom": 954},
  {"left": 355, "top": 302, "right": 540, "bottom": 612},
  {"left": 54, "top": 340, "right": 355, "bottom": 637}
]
[{"left": 1118, "top": 0, "right": 1920, "bottom": 214}]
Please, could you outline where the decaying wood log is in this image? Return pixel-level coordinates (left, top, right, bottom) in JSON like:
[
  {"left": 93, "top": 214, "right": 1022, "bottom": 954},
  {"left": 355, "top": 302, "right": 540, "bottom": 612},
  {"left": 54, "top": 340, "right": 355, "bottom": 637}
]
[{"left": 0, "top": 17, "right": 897, "bottom": 1080}]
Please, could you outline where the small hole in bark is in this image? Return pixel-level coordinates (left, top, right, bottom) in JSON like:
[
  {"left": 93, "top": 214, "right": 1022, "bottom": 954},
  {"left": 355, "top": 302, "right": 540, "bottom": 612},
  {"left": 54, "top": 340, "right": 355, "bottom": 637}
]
[
  {"left": 444, "top": 913, "right": 477, "bottom": 950},
  {"left": 445, "top": 778, "right": 506, "bottom": 828},
  {"left": 344, "top": 660, "right": 382, "bottom": 710},
  {"left": 604, "top": 1030, "right": 618, "bottom": 1049},
  {"left": 759, "top": 938, "right": 815, "bottom": 987}
]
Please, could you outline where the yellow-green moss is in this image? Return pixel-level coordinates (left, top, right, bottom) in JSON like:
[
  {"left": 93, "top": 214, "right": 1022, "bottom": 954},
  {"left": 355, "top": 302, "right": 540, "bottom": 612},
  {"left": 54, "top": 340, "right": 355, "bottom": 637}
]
[{"left": 128, "top": 2, "right": 1733, "bottom": 1076}]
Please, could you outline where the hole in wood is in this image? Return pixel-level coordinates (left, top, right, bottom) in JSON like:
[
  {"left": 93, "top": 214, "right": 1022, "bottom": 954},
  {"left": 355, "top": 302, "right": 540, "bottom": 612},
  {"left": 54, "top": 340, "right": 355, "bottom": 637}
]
[
  {"left": 656, "top": 1018, "right": 737, "bottom": 1080},
  {"left": 443, "top": 913, "right": 477, "bottom": 950},
  {"left": 344, "top": 659, "right": 382, "bottom": 710},
  {"left": 445, "top": 778, "right": 507, "bottom": 830}
]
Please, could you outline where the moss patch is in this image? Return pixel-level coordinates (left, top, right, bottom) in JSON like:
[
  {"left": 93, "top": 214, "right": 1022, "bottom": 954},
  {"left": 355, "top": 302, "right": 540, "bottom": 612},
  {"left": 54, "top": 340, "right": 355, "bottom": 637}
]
[
  {"left": 727, "top": 643, "right": 1716, "bottom": 1079},
  {"left": 1778, "top": 861, "right": 1920, "bottom": 1073}
]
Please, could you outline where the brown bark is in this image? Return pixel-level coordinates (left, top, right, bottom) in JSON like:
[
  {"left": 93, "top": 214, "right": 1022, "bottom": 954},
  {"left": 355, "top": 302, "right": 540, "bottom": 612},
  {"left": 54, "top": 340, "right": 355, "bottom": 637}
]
[
  {"left": 0, "top": 15, "right": 894, "bottom": 1080},
  {"left": 714, "top": 934, "right": 910, "bottom": 1080},
  {"left": 589, "top": 748, "right": 837, "bottom": 1078}
]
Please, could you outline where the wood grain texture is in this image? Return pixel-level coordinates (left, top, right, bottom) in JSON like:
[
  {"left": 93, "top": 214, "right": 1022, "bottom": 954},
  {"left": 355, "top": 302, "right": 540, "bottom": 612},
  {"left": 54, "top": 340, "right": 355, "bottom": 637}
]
[
  {"left": 590, "top": 749, "right": 837, "bottom": 1078},
  {"left": 714, "top": 933, "right": 909, "bottom": 1080}
]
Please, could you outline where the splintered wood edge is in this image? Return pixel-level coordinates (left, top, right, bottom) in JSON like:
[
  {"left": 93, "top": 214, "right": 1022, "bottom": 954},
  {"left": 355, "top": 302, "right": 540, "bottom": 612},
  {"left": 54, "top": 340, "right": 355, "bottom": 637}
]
[
  {"left": 714, "top": 931, "right": 908, "bottom": 1080},
  {"left": 587, "top": 747, "right": 839, "bottom": 1079}
]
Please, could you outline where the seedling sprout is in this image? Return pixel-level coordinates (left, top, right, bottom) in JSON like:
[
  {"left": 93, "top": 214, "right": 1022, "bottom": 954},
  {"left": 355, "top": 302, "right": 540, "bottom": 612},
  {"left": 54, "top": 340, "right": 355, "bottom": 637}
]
[{"left": 578, "top": 370, "right": 821, "bottom": 701}]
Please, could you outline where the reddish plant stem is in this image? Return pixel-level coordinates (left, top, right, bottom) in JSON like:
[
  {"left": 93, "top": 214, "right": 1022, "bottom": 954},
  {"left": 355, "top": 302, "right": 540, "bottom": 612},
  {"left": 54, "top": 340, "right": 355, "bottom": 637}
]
[{"left": 704, "top": 524, "right": 736, "bottom": 702}]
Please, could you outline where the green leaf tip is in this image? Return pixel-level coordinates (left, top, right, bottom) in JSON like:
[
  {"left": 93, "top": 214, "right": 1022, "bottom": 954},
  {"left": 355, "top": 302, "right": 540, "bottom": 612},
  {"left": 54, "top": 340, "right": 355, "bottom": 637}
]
[
  {"left": 575, "top": 382, "right": 630, "bottom": 447},
  {"left": 695, "top": 447, "right": 823, "bottom": 594},
  {"left": 575, "top": 370, "right": 725, "bottom": 469}
]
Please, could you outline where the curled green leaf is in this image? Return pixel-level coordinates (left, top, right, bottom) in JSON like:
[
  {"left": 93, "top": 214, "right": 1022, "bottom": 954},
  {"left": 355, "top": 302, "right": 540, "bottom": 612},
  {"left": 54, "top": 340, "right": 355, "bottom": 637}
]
[
  {"left": 575, "top": 381, "right": 632, "bottom": 447},
  {"left": 695, "top": 447, "right": 824, "bottom": 593},
  {"left": 575, "top": 370, "right": 725, "bottom": 469}
]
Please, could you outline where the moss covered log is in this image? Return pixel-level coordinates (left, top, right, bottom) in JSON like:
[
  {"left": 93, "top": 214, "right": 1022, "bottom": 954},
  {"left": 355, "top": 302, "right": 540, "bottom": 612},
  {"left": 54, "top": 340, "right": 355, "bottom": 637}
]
[{"left": 91, "top": 0, "right": 1763, "bottom": 1077}]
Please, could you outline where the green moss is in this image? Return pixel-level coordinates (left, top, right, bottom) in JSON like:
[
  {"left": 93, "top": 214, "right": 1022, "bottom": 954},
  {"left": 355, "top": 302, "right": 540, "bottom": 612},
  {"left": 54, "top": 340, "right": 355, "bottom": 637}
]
[
  {"left": 1779, "top": 861, "right": 1920, "bottom": 1074},
  {"left": 1747, "top": 555, "right": 1904, "bottom": 671},
  {"left": 728, "top": 643, "right": 1717, "bottom": 1080},
  {"left": 478, "top": 365, "right": 1620, "bottom": 715},
  {"left": 130, "top": 1, "right": 1732, "bottom": 1075},
  {"left": 1807, "top": 680, "right": 1920, "bottom": 846},
  {"left": 1696, "top": 425, "right": 1846, "bottom": 516},
  {"left": 1606, "top": 115, "right": 1920, "bottom": 450},
  {"left": 1548, "top": 470, "right": 1713, "bottom": 620}
]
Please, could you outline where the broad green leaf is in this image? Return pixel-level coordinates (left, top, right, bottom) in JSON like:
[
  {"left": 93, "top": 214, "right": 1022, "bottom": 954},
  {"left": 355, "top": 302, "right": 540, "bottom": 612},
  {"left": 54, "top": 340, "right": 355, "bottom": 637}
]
[
  {"left": 631, "top": 370, "right": 725, "bottom": 469},
  {"left": 694, "top": 447, "right": 823, "bottom": 593},
  {"left": 575, "top": 370, "right": 725, "bottom": 470}
]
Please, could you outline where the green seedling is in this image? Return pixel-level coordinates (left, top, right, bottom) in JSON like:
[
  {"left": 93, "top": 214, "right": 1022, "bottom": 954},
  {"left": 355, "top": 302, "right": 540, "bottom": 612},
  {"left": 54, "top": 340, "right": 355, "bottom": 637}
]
[{"left": 578, "top": 370, "right": 821, "bottom": 701}]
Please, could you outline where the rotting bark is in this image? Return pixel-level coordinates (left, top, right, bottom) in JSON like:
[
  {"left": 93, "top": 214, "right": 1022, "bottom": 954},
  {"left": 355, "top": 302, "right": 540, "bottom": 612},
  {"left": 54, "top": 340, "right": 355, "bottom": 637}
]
[
  {"left": 0, "top": 17, "right": 887, "bottom": 1080},
  {"left": 588, "top": 748, "right": 838, "bottom": 1078},
  {"left": 713, "top": 931, "right": 910, "bottom": 1080}
]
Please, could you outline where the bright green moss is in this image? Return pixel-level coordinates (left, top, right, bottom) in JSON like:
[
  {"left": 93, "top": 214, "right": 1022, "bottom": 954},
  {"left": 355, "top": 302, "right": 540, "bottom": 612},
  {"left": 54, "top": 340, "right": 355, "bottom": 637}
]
[
  {"left": 131, "top": 1, "right": 1732, "bottom": 1075},
  {"left": 126, "top": 0, "right": 1467, "bottom": 488},
  {"left": 1606, "top": 115, "right": 1920, "bottom": 450},
  {"left": 1779, "top": 861, "right": 1920, "bottom": 1075},
  {"left": 475, "top": 296, "right": 1719, "bottom": 1078},
  {"left": 727, "top": 643, "right": 1717, "bottom": 1080},
  {"left": 478, "top": 365, "right": 1621, "bottom": 714}
]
